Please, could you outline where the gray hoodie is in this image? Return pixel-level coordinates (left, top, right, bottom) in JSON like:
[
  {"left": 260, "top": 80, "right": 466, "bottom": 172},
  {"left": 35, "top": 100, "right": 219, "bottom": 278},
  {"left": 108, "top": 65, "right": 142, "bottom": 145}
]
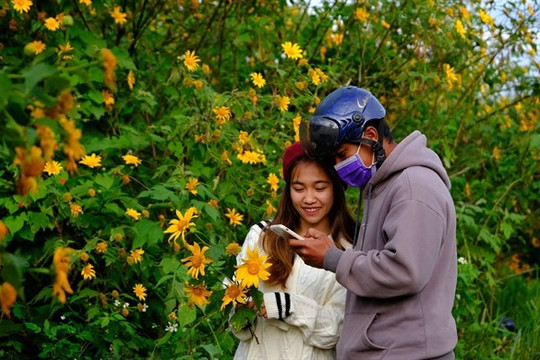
[{"left": 324, "top": 131, "right": 458, "bottom": 359}]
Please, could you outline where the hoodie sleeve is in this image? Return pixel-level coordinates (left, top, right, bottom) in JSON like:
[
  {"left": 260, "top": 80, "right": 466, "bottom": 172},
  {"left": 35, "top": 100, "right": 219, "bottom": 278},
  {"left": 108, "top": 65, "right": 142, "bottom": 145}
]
[
  {"left": 263, "top": 273, "right": 347, "bottom": 349},
  {"left": 336, "top": 199, "right": 446, "bottom": 298}
]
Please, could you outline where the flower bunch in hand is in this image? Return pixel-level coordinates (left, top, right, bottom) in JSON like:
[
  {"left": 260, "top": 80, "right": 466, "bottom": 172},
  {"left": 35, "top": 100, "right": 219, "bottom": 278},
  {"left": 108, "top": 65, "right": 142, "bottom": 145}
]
[{"left": 223, "top": 247, "right": 272, "bottom": 333}]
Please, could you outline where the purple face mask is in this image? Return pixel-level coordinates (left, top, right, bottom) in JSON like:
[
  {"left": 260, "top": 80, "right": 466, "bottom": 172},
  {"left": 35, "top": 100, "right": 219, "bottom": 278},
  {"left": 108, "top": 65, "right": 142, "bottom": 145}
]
[{"left": 334, "top": 146, "right": 376, "bottom": 187}]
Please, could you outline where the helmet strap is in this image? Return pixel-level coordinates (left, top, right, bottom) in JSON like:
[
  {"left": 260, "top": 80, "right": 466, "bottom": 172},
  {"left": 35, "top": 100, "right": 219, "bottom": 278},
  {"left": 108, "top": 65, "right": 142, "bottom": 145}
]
[{"left": 359, "top": 138, "right": 386, "bottom": 167}]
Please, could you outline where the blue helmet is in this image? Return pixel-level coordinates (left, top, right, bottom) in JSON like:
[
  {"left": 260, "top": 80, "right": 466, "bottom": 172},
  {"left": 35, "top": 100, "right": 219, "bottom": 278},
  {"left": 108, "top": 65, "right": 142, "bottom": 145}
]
[{"left": 300, "top": 86, "right": 386, "bottom": 158}]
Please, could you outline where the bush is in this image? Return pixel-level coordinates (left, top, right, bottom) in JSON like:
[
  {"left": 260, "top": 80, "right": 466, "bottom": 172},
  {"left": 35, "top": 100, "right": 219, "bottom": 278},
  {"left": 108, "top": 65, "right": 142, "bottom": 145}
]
[{"left": 0, "top": 0, "right": 538, "bottom": 358}]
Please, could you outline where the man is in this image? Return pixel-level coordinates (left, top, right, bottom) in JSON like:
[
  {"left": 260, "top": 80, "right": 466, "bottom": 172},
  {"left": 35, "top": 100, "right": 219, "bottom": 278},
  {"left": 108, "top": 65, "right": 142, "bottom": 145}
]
[{"left": 290, "top": 86, "right": 458, "bottom": 359}]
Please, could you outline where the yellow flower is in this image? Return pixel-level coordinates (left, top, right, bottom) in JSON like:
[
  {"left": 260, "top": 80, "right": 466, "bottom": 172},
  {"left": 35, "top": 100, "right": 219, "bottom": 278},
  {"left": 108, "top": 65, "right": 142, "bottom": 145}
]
[
  {"left": 44, "top": 17, "right": 60, "bottom": 31},
  {"left": 221, "top": 282, "right": 248, "bottom": 310},
  {"left": 79, "top": 0, "right": 91, "bottom": 6},
  {"left": 12, "top": 0, "right": 33, "bottom": 13},
  {"left": 331, "top": 33, "right": 344, "bottom": 46},
  {"left": 213, "top": 106, "right": 232, "bottom": 125},
  {"left": 275, "top": 95, "right": 290, "bottom": 112},
  {"left": 185, "top": 177, "right": 200, "bottom": 195},
  {"left": 235, "top": 247, "right": 272, "bottom": 288},
  {"left": 443, "top": 64, "right": 458, "bottom": 89},
  {"left": 250, "top": 72, "right": 266, "bottom": 88},
  {"left": 478, "top": 9, "right": 494, "bottom": 27},
  {"left": 267, "top": 173, "right": 279, "bottom": 191},
  {"left": 492, "top": 147, "right": 501, "bottom": 161},
  {"left": 0, "top": 282, "right": 17, "bottom": 318},
  {"left": 221, "top": 150, "right": 232, "bottom": 165},
  {"left": 43, "top": 161, "right": 63, "bottom": 176},
  {"left": 81, "top": 263, "right": 96, "bottom": 280},
  {"left": 127, "top": 248, "right": 144, "bottom": 264},
  {"left": 382, "top": 20, "right": 391, "bottom": 29},
  {"left": 126, "top": 208, "right": 142, "bottom": 220},
  {"left": 79, "top": 153, "right": 102, "bottom": 168},
  {"left": 238, "top": 131, "right": 249, "bottom": 144},
  {"left": 225, "top": 208, "right": 243, "bottom": 226},
  {"left": 225, "top": 242, "right": 241, "bottom": 256},
  {"left": 101, "top": 48, "right": 117, "bottom": 90},
  {"left": 266, "top": 199, "right": 277, "bottom": 217},
  {"left": 52, "top": 247, "right": 73, "bottom": 303},
  {"left": 182, "top": 242, "right": 213, "bottom": 280},
  {"left": 296, "top": 81, "right": 308, "bottom": 90},
  {"left": 70, "top": 203, "right": 83, "bottom": 217},
  {"left": 455, "top": 19, "right": 466, "bottom": 38},
  {"left": 184, "top": 283, "right": 212, "bottom": 307},
  {"left": 0, "top": 220, "right": 9, "bottom": 243},
  {"left": 127, "top": 70, "right": 135, "bottom": 90},
  {"left": 281, "top": 42, "right": 304, "bottom": 60},
  {"left": 133, "top": 284, "right": 147, "bottom": 301},
  {"left": 110, "top": 6, "right": 127, "bottom": 25},
  {"left": 355, "top": 7, "right": 369, "bottom": 22},
  {"left": 208, "top": 199, "right": 219, "bottom": 208},
  {"left": 202, "top": 63, "right": 211, "bottom": 74},
  {"left": 96, "top": 242, "right": 107, "bottom": 254},
  {"left": 237, "top": 149, "right": 266, "bottom": 165},
  {"left": 58, "top": 42, "right": 74, "bottom": 54},
  {"left": 184, "top": 50, "right": 201, "bottom": 72},
  {"left": 122, "top": 154, "right": 141, "bottom": 167},
  {"left": 28, "top": 41, "right": 46, "bottom": 55},
  {"left": 164, "top": 207, "right": 198, "bottom": 248}
]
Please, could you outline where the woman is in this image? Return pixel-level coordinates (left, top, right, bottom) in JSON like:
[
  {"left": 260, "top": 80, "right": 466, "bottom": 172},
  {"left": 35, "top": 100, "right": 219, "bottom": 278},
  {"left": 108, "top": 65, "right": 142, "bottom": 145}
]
[{"left": 233, "top": 142, "right": 355, "bottom": 359}]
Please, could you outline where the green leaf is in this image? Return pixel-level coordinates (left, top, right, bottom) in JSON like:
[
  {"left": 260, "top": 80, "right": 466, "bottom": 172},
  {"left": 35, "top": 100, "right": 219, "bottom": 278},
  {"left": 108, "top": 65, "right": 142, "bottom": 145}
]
[
  {"left": 95, "top": 174, "right": 115, "bottom": 189},
  {"left": 114, "top": 48, "right": 137, "bottom": 70},
  {"left": 202, "top": 344, "right": 220, "bottom": 357},
  {"left": 133, "top": 219, "right": 164, "bottom": 248},
  {"left": 177, "top": 303, "right": 197, "bottom": 326},
  {"left": 28, "top": 212, "right": 50, "bottom": 233},
  {"left": 160, "top": 257, "right": 180, "bottom": 274},
  {"left": 3, "top": 213, "right": 25, "bottom": 235},
  {"left": 138, "top": 184, "right": 176, "bottom": 201},
  {"left": 23, "top": 63, "right": 57, "bottom": 92},
  {"left": 24, "top": 322, "right": 41, "bottom": 334},
  {"left": 229, "top": 306, "right": 256, "bottom": 333},
  {"left": 155, "top": 332, "right": 172, "bottom": 346},
  {"left": 1, "top": 253, "right": 28, "bottom": 290},
  {"left": 0, "top": 71, "right": 12, "bottom": 111}
]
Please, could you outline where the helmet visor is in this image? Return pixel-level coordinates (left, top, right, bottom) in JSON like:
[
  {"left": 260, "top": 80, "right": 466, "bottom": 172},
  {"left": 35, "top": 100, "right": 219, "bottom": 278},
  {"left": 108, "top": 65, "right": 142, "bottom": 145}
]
[{"left": 300, "top": 115, "right": 340, "bottom": 158}]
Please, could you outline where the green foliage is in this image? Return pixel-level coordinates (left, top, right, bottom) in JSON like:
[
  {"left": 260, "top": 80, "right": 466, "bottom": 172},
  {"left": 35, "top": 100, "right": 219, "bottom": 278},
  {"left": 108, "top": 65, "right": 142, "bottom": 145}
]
[{"left": 0, "top": 0, "right": 539, "bottom": 359}]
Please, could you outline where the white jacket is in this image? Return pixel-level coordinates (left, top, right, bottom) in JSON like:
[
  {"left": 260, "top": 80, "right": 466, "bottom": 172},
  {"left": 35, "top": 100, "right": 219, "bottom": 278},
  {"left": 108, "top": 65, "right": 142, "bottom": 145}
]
[{"left": 233, "top": 222, "right": 351, "bottom": 360}]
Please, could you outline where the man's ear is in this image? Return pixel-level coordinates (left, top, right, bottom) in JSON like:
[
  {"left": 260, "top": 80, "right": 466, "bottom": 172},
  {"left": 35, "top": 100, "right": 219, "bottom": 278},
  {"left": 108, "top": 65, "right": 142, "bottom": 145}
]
[{"left": 363, "top": 126, "right": 379, "bottom": 142}]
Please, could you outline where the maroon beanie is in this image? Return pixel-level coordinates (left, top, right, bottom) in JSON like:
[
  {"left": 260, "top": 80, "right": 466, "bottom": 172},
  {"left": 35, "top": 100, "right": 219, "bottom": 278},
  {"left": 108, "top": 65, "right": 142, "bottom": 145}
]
[{"left": 282, "top": 142, "right": 306, "bottom": 179}]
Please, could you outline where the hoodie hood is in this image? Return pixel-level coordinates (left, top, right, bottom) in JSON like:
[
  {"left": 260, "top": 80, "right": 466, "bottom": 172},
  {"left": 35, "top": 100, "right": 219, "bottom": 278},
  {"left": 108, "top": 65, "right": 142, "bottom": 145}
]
[{"left": 370, "top": 130, "right": 451, "bottom": 191}]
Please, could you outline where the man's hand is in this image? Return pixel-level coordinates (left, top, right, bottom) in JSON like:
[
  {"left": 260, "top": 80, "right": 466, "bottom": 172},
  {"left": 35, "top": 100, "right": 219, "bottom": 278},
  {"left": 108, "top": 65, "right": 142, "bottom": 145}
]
[{"left": 289, "top": 228, "right": 334, "bottom": 268}]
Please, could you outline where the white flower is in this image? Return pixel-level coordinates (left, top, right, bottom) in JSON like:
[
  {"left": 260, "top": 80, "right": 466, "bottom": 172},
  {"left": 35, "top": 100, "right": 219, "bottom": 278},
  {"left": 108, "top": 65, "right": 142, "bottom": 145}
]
[
  {"left": 165, "top": 322, "right": 179, "bottom": 333},
  {"left": 142, "top": 303, "right": 148, "bottom": 312},
  {"left": 114, "top": 300, "right": 121, "bottom": 307},
  {"left": 123, "top": 302, "right": 130, "bottom": 308},
  {"left": 458, "top": 257, "right": 468, "bottom": 265},
  {"left": 60, "top": 315, "right": 66, "bottom": 320}
]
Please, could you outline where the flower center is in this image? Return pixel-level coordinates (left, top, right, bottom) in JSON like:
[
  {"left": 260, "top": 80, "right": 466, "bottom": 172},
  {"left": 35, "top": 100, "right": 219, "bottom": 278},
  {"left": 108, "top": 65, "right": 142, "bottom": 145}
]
[
  {"left": 247, "top": 263, "right": 260, "bottom": 275},
  {"left": 227, "top": 285, "right": 241, "bottom": 298},
  {"left": 177, "top": 219, "right": 189, "bottom": 231},
  {"left": 192, "top": 286, "right": 203, "bottom": 296},
  {"left": 191, "top": 255, "right": 203, "bottom": 268}
]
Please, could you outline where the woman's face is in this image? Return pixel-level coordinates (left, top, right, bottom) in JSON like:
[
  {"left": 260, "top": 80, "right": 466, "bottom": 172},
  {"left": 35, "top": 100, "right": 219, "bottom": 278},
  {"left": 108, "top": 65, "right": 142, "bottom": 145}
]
[{"left": 290, "top": 161, "right": 334, "bottom": 234}]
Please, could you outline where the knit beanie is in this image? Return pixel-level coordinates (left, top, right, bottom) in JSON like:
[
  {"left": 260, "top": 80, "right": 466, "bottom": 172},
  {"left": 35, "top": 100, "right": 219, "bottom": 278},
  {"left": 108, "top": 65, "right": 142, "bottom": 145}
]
[{"left": 282, "top": 142, "right": 306, "bottom": 179}]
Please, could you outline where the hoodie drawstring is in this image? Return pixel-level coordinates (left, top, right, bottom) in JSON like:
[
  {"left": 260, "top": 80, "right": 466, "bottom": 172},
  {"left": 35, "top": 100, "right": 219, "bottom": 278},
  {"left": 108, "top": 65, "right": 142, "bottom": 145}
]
[{"left": 354, "top": 183, "right": 373, "bottom": 250}]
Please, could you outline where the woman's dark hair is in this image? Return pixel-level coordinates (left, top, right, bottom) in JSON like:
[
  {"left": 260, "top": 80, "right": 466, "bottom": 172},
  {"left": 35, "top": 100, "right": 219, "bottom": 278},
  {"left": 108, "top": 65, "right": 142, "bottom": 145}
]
[{"left": 261, "top": 156, "right": 355, "bottom": 287}]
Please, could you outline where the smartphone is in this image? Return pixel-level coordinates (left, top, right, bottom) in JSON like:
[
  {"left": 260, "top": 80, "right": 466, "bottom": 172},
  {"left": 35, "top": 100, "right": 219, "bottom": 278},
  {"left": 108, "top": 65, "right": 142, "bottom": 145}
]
[{"left": 269, "top": 224, "right": 305, "bottom": 241}]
